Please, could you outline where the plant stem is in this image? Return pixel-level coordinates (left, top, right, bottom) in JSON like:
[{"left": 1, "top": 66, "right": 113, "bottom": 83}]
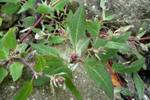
[
  {"left": 99, "top": 31, "right": 109, "bottom": 36},
  {"left": 18, "top": 0, "right": 62, "bottom": 44},
  {"left": 16, "top": 58, "right": 52, "bottom": 79},
  {"left": 3, "top": 60, "right": 9, "bottom": 67},
  {"left": 139, "top": 37, "right": 150, "bottom": 41}
]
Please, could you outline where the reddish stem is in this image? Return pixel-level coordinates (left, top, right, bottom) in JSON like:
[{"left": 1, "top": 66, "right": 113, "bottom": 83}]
[
  {"left": 3, "top": 60, "right": 9, "bottom": 67},
  {"left": 18, "top": 0, "right": 62, "bottom": 44},
  {"left": 16, "top": 58, "right": 52, "bottom": 79},
  {"left": 99, "top": 31, "right": 109, "bottom": 36},
  {"left": 139, "top": 37, "right": 150, "bottom": 41}
]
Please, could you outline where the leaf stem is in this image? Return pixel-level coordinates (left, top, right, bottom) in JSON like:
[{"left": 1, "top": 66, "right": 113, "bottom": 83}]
[{"left": 18, "top": 0, "right": 62, "bottom": 44}]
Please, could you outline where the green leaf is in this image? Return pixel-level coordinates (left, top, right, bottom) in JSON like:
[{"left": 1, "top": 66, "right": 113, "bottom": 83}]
[
  {"left": 146, "top": 43, "right": 150, "bottom": 47},
  {"left": 47, "top": 65, "right": 73, "bottom": 78},
  {"left": 87, "top": 21, "right": 101, "bottom": 37},
  {"left": 133, "top": 72, "right": 144, "bottom": 100},
  {"left": 85, "top": 58, "right": 113, "bottom": 100},
  {"left": 0, "top": 49, "right": 8, "bottom": 60},
  {"left": 0, "top": 17, "right": 2, "bottom": 27},
  {"left": 44, "top": 25, "right": 54, "bottom": 32},
  {"left": 51, "top": 0, "right": 67, "bottom": 11},
  {"left": 40, "top": 36, "right": 65, "bottom": 44},
  {"left": 0, "top": 0, "right": 19, "bottom": 4},
  {"left": 100, "top": 0, "right": 106, "bottom": 10},
  {"left": 21, "top": 17, "right": 35, "bottom": 26},
  {"left": 34, "top": 56, "right": 47, "bottom": 72},
  {"left": 10, "top": 62, "right": 24, "bottom": 81},
  {"left": 115, "top": 25, "right": 133, "bottom": 33},
  {"left": 135, "top": 50, "right": 146, "bottom": 69},
  {"left": 35, "top": 3, "right": 54, "bottom": 14},
  {"left": 76, "top": 38, "right": 90, "bottom": 56},
  {"left": 30, "top": 43, "right": 60, "bottom": 57},
  {"left": 14, "top": 82, "right": 33, "bottom": 100},
  {"left": 98, "top": 48, "right": 118, "bottom": 62},
  {"left": 68, "top": 4, "right": 86, "bottom": 46},
  {"left": 44, "top": 56, "right": 64, "bottom": 68},
  {"left": 16, "top": 43, "right": 28, "bottom": 54},
  {"left": 105, "top": 14, "right": 116, "bottom": 21},
  {"left": 30, "top": 27, "right": 41, "bottom": 33},
  {"left": 1, "top": 3, "right": 20, "bottom": 16},
  {"left": 136, "top": 31, "right": 146, "bottom": 38},
  {"left": 0, "top": 68, "right": 8, "bottom": 84},
  {"left": 110, "top": 32, "right": 131, "bottom": 43},
  {"left": 114, "top": 86, "right": 134, "bottom": 96},
  {"left": 137, "top": 22, "right": 147, "bottom": 34},
  {"left": 61, "top": 74, "right": 82, "bottom": 100},
  {"left": 105, "top": 41, "right": 130, "bottom": 51},
  {"left": 112, "top": 58, "right": 145, "bottom": 73},
  {"left": 92, "top": 37, "right": 108, "bottom": 49},
  {"left": 66, "top": 10, "right": 73, "bottom": 22},
  {"left": 18, "top": 0, "right": 36, "bottom": 14},
  {"left": 3, "top": 28, "right": 18, "bottom": 50}
]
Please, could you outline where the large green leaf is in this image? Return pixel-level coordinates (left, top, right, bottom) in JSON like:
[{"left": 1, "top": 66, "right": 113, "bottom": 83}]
[
  {"left": 34, "top": 56, "right": 47, "bottom": 72},
  {"left": 92, "top": 37, "right": 108, "bottom": 49},
  {"left": 21, "top": 17, "right": 35, "bottom": 26},
  {"left": 110, "top": 32, "right": 131, "bottom": 43},
  {"left": 14, "top": 82, "right": 33, "bottom": 100},
  {"left": 30, "top": 43, "right": 60, "bottom": 57},
  {"left": 10, "top": 62, "right": 24, "bottom": 81},
  {"left": 76, "top": 38, "right": 90, "bottom": 56},
  {"left": 18, "top": 0, "right": 36, "bottom": 14},
  {"left": 98, "top": 48, "right": 118, "bottom": 62},
  {"left": 40, "top": 36, "right": 65, "bottom": 44},
  {"left": 1, "top": 3, "right": 20, "bottom": 16},
  {"left": 51, "top": 0, "right": 67, "bottom": 11},
  {"left": 105, "top": 41, "right": 130, "bottom": 51},
  {"left": 68, "top": 4, "right": 86, "bottom": 46},
  {"left": 133, "top": 72, "right": 144, "bottom": 100},
  {"left": 0, "top": 68, "right": 8, "bottom": 84},
  {"left": 112, "top": 58, "right": 145, "bottom": 73},
  {"left": 0, "top": 49, "right": 8, "bottom": 60},
  {"left": 44, "top": 56, "right": 64, "bottom": 68},
  {"left": 85, "top": 58, "right": 113, "bottom": 100},
  {"left": 87, "top": 21, "right": 101, "bottom": 37},
  {"left": 3, "top": 28, "right": 18, "bottom": 50},
  {"left": 62, "top": 74, "right": 82, "bottom": 100},
  {"left": 35, "top": 3, "right": 54, "bottom": 14},
  {"left": 0, "top": 0, "right": 19, "bottom": 4}
]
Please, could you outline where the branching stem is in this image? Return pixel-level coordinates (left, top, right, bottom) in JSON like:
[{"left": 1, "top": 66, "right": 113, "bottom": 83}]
[
  {"left": 15, "top": 58, "right": 53, "bottom": 80},
  {"left": 18, "top": 0, "right": 62, "bottom": 44}
]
